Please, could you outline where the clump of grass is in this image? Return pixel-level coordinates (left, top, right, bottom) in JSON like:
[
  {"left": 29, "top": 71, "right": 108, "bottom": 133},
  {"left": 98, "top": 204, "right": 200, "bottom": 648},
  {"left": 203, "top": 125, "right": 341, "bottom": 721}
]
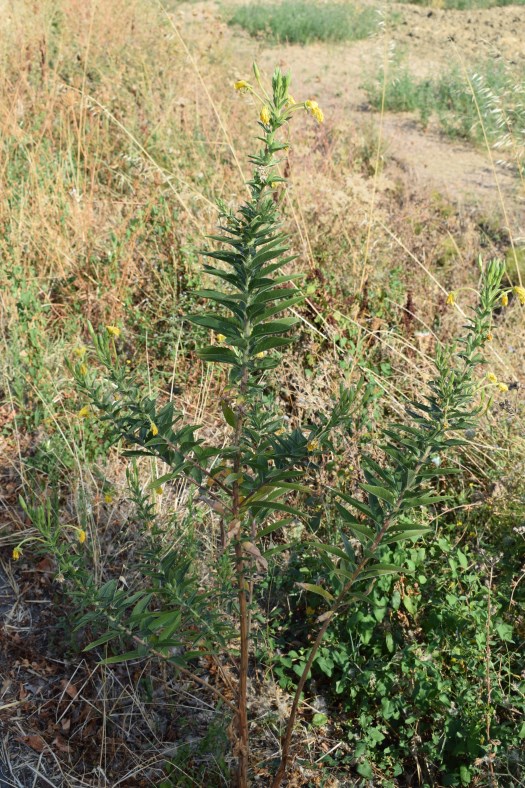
[
  {"left": 363, "top": 58, "right": 525, "bottom": 172},
  {"left": 228, "top": 0, "right": 381, "bottom": 44}
]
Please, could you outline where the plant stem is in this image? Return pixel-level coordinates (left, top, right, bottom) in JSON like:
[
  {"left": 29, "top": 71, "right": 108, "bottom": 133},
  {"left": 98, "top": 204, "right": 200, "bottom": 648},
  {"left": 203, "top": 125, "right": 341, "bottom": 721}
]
[{"left": 233, "top": 368, "right": 250, "bottom": 787}]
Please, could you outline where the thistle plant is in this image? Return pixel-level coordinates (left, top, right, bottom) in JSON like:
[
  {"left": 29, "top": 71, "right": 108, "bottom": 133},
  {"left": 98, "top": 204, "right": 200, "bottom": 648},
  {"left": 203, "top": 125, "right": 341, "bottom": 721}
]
[{"left": 25, "top": 65, "right": 507, "bottom": 787}]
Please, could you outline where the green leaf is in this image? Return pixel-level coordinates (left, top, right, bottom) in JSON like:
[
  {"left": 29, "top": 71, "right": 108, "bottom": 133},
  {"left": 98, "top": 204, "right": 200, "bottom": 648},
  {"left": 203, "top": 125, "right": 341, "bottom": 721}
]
[
  {"left": 83, "top": 631, "right": 118, "bottom": 651},
  {"left": 246, "top": 500, "right": 303, "bottom": 517},
  {"left": 361, "top": 483, "right": 395, "bottom": 505},
  {"left": 360, "top": 563, "right": 403, "bottom": 580},
  {"left": 314, "top": 543, "right": 349, "bottom": 562},
  {"left": 101, "top": 650, "right": 145, "bottom": 665},
  {"left": 197, "top": 346, "right": 240, "bottom": 365},
  {"left": 297, "top": 583, "right": 334, "bottom": 603},
  {"left": 335, "top": 502, "right": 375, "bottom": 542},
  {"left": 221, "top": 401, "right": 237, "bottom": 428},
  {"left": 381, "top": 528, "right": 431, "bottom": 545},
  {"left": 252, "top": 317, "right": 299, "bottom": 336}
]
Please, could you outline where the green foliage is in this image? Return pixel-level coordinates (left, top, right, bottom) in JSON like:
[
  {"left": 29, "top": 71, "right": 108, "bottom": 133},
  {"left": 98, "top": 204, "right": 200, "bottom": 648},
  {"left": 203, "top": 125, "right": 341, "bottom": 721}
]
[
  {"left": 24, "top": 63, "right": 512, "bottom": 786},
  {"left": 364, "top": 58, "right": 525, "bottom": 172},
  {"left": 229, "top": 1, "right": 381, "bottom": 44}
]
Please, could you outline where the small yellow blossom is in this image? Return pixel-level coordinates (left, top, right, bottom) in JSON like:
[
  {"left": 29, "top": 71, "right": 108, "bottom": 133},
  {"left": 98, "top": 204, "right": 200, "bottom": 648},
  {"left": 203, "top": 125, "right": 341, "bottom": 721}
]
[
  {"left": 443, "top": 421, "right": 450, "bottom": 430},
  {"left": 73, "top": 346, "right": 86, "bottom": 358},
  {"left": 104, "top": 493, "right": 113, "bottom": 504},
  {"left": 149, "top": 421, "right": 159, "bottom": 436},
  {"left": 446, "top": 292, "right": 455, "bottom": 306},
  {"left": 287, "top": 94, "right": 296, "bottom": 105},
  {"left": 256, "top": 351, "right": 267, "bottom": 358},
  {"left": 78, "top": 406, "right": 90, "bottom": 418},
  {"left": 486, "top": 333, "right": 493, "bottom": 342},
  {"left": 155, "top": 486, "right": 163, "bottom": 495},
  {"left": 498, "top": 382, "right": 508, "bottom": 392},
  {"left": 275, "top": 428, "right": 285, "bottom": 436},
  {"left": 307, "top": 439, "right": 319, "bottom": 452},
  {"left": 234, "top": 80, "right": 251, "bottom": 93},
  {"left": 79, "top": 363, "right": 88, "bottom": 376},
  {"left": 106, "top": 325, "right": 121, "bottom": 338},
  {"left": 513, "top": 286, "right": 525, "bottom": 305},
  {"left": 216, "top": 333, "right": 226, "bottom": 343},
  {"left": 486, "top": 372, "right": 498, "bottom": 385},
  {"left": 78, "top": 529, "right": 87, "bottom": 544},
  {"left": 305, "top": 100, "right": 324, "bottom": 124},
  {"left": 260, "top": 105, "right": 271, "bottom": 125},
  {"left": 501, "top": 293, "right": 509, "bottom": 307},
  {"left": 12, "top": 547, "right": 22, "bottom": 561}
]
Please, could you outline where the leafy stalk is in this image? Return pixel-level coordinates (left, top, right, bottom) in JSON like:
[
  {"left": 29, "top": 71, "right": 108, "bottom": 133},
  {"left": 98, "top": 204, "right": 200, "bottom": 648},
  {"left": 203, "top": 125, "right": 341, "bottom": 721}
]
[{"left": 271, "top": 259, "right": 505, "bottom": 786}]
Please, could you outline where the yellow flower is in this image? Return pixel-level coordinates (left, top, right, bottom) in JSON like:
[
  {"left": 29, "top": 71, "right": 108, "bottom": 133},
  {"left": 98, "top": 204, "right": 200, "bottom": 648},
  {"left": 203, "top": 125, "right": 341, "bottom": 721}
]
[
  {"left": 501, "top": 293, "right": 509, "bottom": 307},
  {"left": 256, "top": 351, "right": 267, "bottom": 358},
  {"left": 443, "top": 421, "right": 450, "bottom": 430},
  {"left": 513, "top": 286, "right": 525, "bottom": 305},
  {"left": 73, "top": 346, "right": 86, "bottom": 358},
  {"left": 287, "top": 94, "right": 297, "bottom": 105},
  {"left": 498, "top": 382, "right": 508, "bottom": 392},
  {"left": 486, "top": 333, "right": 493, "bottom": 342},
  {"left": 78, "top": 406, "right": 90, "bottom": 418},
  {"left": 307, "top": 439, "right": 319, "bottom": 452},
  {"left": 155, "top": 486, "right": 163, "bottom": 495},
  {"left": 275, "top": 428, "right": 285, "bottom": 436},
  {"left": 149, "top": 421, "right": 159, "bottom": 436},
  {"left": 446, "top": 292, "right": 456, "bottom": 306},
  {"left": 106, "top": 325, "right": 121, "bottom": 338},
  {"left": 234, "top": 80, "right": 251, "bottom": 93},
  {"left": 78, "top": 529, "right": 87, "bottom": 544},
  {"left": 305, "top": 99, "right": 324, "bottom": 124},
  {"left": 216, "top": 333, "right": 226, "bottom": 343},
  {"left": 12, "top": 547, "right": 22, "bottom": 561},
  {"left": 104, "top": 493, "right": 113, "bottom": 504},
  {"left": 486, "top": 372, "right": 498, "bottom": 385},
  {"left": 79, "top": 363, "right": 88, "bottom": 376},
  {"left": 260, "top": 105, "right": 271, "bottom": 125}
]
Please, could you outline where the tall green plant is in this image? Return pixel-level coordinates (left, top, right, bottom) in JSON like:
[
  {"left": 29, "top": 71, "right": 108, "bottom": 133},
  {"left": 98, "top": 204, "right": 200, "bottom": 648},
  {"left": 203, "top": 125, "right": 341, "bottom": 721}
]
[{"left": 19, "top": 65, "right": 509, "bottom": 787}]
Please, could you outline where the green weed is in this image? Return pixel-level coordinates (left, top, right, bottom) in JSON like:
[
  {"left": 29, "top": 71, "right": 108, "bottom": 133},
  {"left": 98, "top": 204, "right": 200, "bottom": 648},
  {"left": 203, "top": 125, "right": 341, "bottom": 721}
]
[
  {"left": 364, "top": 58, "right": 525, "bottom": 173},
  {"left": 229, "top": 1, "right": 381, "bottom": 44}
]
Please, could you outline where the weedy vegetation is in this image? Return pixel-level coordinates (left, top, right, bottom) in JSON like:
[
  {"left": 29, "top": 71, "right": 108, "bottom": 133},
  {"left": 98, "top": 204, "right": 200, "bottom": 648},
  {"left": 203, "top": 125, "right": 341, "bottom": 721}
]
[
  {"left": 2, "top": 2, "right": 525, "bottom": 787},
  {"left": 364, "top": 57, "right": 525, "bottom": 175},
  {"left": 228, "top": 1, "right": 382, "bottom": 44}
]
